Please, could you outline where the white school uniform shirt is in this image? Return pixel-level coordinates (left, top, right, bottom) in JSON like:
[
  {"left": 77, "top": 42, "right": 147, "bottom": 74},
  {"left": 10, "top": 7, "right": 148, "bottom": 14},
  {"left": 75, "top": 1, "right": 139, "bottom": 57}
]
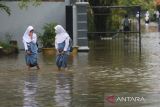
[
  {"left": 145, "top": 16, "right": 149, "bottom": 21},
  {"left": 54, "top": 25, "right": 70, "bottom": 51},
  {"left": 145, "top": 11, "right": 150, "bottom": 17},
  {"left": 23, "top": 26, "right": 37, "bottom": 51},
  {"left": 156, "top": 11, "right": 159, "bottom": 18},
  {"left": 136, "top": 12, "right": 139, "bottom": 19}
]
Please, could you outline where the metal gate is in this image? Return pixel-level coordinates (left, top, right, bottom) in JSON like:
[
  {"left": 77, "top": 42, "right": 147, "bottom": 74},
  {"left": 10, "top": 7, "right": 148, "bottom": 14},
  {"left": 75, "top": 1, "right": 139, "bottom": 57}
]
[{"left": 87, "top": 6, "right": 141, "bottom": 56}]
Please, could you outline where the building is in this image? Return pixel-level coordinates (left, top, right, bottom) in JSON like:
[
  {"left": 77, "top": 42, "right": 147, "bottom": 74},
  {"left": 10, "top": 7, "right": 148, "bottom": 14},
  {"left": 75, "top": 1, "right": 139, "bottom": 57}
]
[{"left": 0, "top": 0, "right": 70, "bottom": 49}]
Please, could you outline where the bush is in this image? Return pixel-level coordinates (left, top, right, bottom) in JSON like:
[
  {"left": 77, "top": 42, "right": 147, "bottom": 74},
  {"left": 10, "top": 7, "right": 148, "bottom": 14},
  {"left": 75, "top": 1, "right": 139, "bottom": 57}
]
[
  {"left": 39, "top": 22, "right": 56, "bottom": 48},
  {"left": 0, "top": 41, "right": 18, "bottom": 55}
]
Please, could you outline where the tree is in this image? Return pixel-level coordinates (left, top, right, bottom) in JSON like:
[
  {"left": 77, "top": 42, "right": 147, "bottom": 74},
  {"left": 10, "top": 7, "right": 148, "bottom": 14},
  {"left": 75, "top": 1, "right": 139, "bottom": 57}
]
[
  {"left": 88, "top": 0, "right": 155, "bottom": 36},
  {"left": 0, "top": 0, "right": 41, "bottom": 15},
  {"left": 118, "top": 0, "right": 155, "bottom": 11},
  {"left": 0, "top": 3, "right": 11, "bottom": 15},
  {"left": 18, "top": 0, "right": 41, "bottom": 9}
]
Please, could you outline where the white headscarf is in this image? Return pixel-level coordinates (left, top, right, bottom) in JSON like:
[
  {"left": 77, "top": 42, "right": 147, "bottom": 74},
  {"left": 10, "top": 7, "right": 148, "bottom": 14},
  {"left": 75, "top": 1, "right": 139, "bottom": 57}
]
[
  {"left": 145, "top": 11, "right": 149, "bottom": 17},
  {"left": 23, "top": 26, "right": 37, "bottom": 43},
  {"left": 55, "top": 25, "right": 69, "bottom": 43},
  {"left": 23, "top": 26, "right": 34, "bottom": 42},
  {"left": 23, "top": 26, "right": 37, "bottom": 50},
  {"left": 145, "top": 16, "right": 149, "bottom": 21}
]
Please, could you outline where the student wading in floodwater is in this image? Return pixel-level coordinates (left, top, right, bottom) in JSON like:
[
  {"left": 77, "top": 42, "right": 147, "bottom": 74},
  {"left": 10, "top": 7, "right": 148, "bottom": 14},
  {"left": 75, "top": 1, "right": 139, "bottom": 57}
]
[
  {"left": 55, "top": 25, "right": 72, "bottom": 71},
  {"left": 23, "top": 26, "right": 40, "bottom": 70},
  {"left": 123, "top": 14, "right": 130, "bottom": 39}
]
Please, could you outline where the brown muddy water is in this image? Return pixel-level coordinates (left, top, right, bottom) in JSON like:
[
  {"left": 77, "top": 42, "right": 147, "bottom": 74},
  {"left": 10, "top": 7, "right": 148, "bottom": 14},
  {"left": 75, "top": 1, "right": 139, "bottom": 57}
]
[{"left": 0, "top": 32, "right": 160, "bottom": 107}]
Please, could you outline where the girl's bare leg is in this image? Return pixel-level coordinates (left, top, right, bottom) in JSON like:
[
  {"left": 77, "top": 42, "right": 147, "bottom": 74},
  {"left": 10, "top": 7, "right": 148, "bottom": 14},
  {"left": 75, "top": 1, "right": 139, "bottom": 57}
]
[
  {"left": 36, "top": 64, "right": 40, "bottom": 70},
  {"left": 58, "top": 67, "right": 61, "bottom": 71}
]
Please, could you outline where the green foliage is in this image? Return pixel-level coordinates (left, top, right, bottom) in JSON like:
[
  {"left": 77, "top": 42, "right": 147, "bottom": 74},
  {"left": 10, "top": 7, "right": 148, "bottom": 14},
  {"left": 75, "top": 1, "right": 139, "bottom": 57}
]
[
  {"left": 0, "top": 38, "right": 19, "bottom": 54},
  {"left": 88, "top": 0, "right": 117, "bottom": 6},
  {"left": 99, "top": 0, "right": 117, "bottom": 5},
  {"left": 0, "top": 2, "right": 11, "bottom": 15},
  {"left": 39, "top": 22, "right": 56, "bottom": 48},
  {"left": 87, "top": 9, "right": 95, "bottom": 32},
  {"left": 89, "top": 0, "right": 155, "bottom": 11},
  {"left": 0, "top": 41, "right": 15, "bottom": 54},
  {"left": 88, "top": 0, "right": 155, "bottom": 34},
  {"left": 118, "top": 0, "right": 155, "bottom": 11},
  {"left": 0, "top": 0, "right": 42, "bottom": 15},
  {"left": 18, "top": 0, "right": 41, "bottom": 9},
  {"left": 0, "top": 42, "right": 11, "bottom": 49}
]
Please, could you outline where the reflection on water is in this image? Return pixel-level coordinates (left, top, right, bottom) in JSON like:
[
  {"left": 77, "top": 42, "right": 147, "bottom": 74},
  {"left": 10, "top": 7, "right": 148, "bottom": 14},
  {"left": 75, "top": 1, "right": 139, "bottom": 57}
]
[
  {"left": 0, "top": 32, "right": 160, "bottom": 107},
  {"left": 23, "top": 72, "right": 38, "bottom": 107},
  {"left": 54, "top": 72, "right": 72, "bottom": 107}
]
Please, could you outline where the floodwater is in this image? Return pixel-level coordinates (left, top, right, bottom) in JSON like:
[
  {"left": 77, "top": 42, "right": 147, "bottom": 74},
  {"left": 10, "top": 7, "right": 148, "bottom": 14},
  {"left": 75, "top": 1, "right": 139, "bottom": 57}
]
[{"left": 0, "top": 31, "right": 160, "bottom": 107}]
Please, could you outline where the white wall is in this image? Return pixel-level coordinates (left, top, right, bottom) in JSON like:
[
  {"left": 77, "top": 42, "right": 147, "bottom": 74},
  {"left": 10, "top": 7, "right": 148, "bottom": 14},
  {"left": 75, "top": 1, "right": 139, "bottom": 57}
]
[{"left": 0, "top": 1, "right": 70, "bottom": 49}]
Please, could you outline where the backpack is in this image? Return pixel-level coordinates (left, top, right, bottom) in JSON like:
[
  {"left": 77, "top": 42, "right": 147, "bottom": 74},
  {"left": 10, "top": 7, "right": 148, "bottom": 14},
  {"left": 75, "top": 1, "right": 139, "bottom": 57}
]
[{"left": 123, "top": 18, "right": 129, "bottom": 27}]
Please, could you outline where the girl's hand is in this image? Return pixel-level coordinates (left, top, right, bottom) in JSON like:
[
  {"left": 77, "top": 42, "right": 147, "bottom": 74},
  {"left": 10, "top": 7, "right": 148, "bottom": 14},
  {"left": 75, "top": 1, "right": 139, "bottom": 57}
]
[
  {"left": 26, "top": 50, "right": 31, "bottom": 55},
  {"left": 61, "top": 51, "right": 65, "bottom": 54}
]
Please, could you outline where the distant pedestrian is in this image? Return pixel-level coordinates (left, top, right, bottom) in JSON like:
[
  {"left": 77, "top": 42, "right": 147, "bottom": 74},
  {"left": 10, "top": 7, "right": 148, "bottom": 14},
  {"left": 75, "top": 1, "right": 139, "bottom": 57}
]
[
  {"left": 145, "top": 16, "right": 149, "bottom": 25},
  {"left": 123, "top": 14, "right": 130, "bottom": 32},
  {"left": 55, "top": 25, "right": 72, "bottom": 71},
  {"left": 136, "top": 11, "right": 140, "bottom": 31},
  {"left": 136, "top": 11, "right": 140, "bottom": 20},
  {"left": 145, "top": 11, "right": 150, "bottom": 25},
  {"left": 145, "top": 11, "right": 150, "bottom": 18},
  {"left": 156, "top": 10, "right": 159, "bottom": 21},
  {"left": 122, "top": 14, "right": 131, "bottom": 40},
  {"left": 23, "top": 26, "right": 40, "bottom": 70}
]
